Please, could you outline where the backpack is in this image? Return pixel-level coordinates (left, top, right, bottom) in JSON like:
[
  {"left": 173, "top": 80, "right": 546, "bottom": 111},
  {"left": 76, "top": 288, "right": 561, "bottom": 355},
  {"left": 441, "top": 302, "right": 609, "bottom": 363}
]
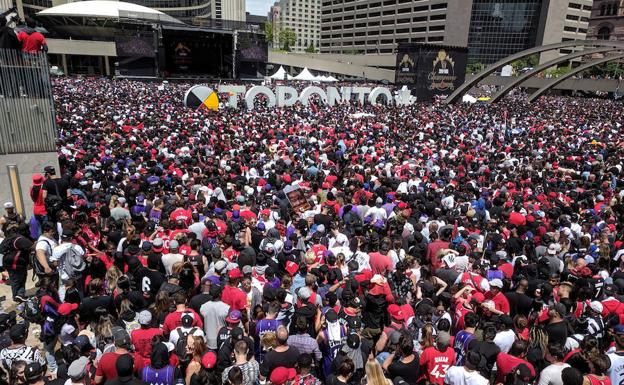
[
  {"left": 177, "top": 326, "right": 197, "bottom": 340},
  {"left": 23, "top": 295, "right": 44, "bottom": 324},
  {"left": 44, "top": 181, "right": 64, "bottom": 216},
  {"left": 30, "top": 240, "right": 51, "bottom": 276},
  {"left": 61, "top": 245, "right": 86, "bottom": 279}
]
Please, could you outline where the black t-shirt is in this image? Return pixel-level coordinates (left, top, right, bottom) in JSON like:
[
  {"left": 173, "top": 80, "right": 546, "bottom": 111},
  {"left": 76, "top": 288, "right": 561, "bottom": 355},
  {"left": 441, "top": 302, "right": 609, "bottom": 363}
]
[
  {"left": 387, "top": 354, "right": 420, "bottom": 385},
  {"left": 544, "top": 321, "right": 568, "bottom": 346},
  {"left": 470, "top": 340, "right": 500, "bottom": 374},
  {"left": 259, "top": 346, "right": 300, "bottom": 378},
  {"left": 504, "top": 291, "right": 533, "bottom": 317},
  {"left": 114, "top": 291, "right": 148, "bottom": 312},
  {"left": 326, "top": 375, "right": 350, "bottom": 385},
  {"left": 135, "top": 268, "right": 165, "bottom": 298},
  {"left": 43, "top": 178, "right": 69, "bottom": 200},
  {"left": 79, "top": 295, "right": 115, "bottom": 324}
]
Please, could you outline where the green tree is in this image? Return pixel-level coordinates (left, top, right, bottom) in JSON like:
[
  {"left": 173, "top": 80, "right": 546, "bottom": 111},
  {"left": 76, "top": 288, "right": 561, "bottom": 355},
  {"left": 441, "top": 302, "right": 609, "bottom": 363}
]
[
  {"left": 466, "top": 62, "right": 485, "bottom": 74},
  {"left": 264, "top": 22, "right": 274, "bottom": 46},
  {"left": 511, "top": 53, "right": 539, "bottom": 72},
  {"left": 279, "top": 28, "right": 297, "bottom": 51},
  {"left": 305, "top": 43, "right": 316, "bottom": 53}
]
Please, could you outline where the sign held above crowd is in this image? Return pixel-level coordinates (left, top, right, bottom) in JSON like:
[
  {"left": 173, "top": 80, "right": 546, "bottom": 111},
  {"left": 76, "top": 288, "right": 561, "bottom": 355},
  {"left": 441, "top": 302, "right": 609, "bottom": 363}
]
[{"left": 183, "top": 85, "right": 414, "bottom": 110}]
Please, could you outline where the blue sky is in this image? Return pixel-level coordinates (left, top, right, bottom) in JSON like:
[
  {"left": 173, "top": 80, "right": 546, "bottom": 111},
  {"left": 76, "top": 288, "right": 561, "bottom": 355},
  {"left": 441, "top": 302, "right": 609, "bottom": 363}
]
[{"left": 247, "top": 0, "right": 272, "bottom": 15}]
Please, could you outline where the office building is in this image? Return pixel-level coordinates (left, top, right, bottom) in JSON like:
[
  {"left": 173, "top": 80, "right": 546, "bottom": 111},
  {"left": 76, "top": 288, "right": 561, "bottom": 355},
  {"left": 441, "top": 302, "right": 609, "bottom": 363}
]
[
  {"left": 269, "top": 0, "right": 321, "bottom": 52},
  {"left": 587, "top": 0, "right": 624, "bottom": 41},
  {"left": 320, "top": 0, "right": 592, "bottom": 64}
]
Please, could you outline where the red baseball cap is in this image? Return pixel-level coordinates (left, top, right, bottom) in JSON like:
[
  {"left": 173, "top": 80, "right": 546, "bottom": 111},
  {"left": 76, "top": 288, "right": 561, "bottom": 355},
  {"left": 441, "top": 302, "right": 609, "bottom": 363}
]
[
  {"left": 58, "top": 302, "right": 78, "bottom": 316},
  {"left": 270, "top": 367, "right": 297, "bottom": 385},
  {"left": 285, "top": 261, "right": 299, "bottom": 277},
  {"left": 388, "top": 304, "right": 405, "bottom": 321},
  {"left": 201, "top": 352, "right": 217, "bottom": 369},
  {"left": 229, "top": 268, "right": 243, "bottom": 280}
]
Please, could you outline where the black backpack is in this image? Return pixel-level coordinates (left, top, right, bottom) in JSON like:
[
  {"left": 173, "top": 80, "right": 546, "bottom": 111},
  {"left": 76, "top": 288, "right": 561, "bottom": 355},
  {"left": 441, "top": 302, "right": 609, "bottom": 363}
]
[{"left": 44, "top": 181, "right": 64, "bottom": 215}]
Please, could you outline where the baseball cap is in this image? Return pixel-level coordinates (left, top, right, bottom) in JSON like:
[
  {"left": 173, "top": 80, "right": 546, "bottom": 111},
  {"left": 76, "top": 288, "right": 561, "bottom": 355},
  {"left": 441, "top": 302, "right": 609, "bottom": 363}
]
[
  {"left": 270, "top": 367, "right": 297, "bottom": 385},
  {"left": 43, "top": 165, "right": 56, "bottom": 175},
  {"left": 614, "top": 324, "right": 624, "bottom": 334},
  {"left": 58, "top": 302, "right": 79, "bottom": 316},
  {"left": 137, "top": 310, "right": 152, "bottom": 326},
  {"left": 201, "top": 351, "right": 217, "bottom": 369},
  {"left": 511, "top": 363, "right": 533, "bottom": 385},
  {"left": 388, "top": 304, "right": 405, "bottom": 321},
  {"left": 181, "top": 312, "right": 195, "bottom": 327},
  {"left": 298, "top": 287, "right": 312, "bottom": 300},
  {"left": 10, "top": 322, "right": 29, "bottom": 342},
  {"left": 547, "top": 244, "right": 557, "bottom": 255},
  {"left": 489, "top": 279, "right": 503, "bottom": 289},
  {"left": 225, "top": 310, "right": 242, "bottom": 324},
  {"left": 212, "top": 260, "right": 226, "bottom": 274},
  {"left": 3, "top": 202, "right": 14, "bottom": 209},
  {"left": 229, "top": 268, "right": 243, "bottom": 280},
  {"left": 141, "top": 241, "right": 152, "bottom": 252},
  {"left": 24, "top": 362, "right": 44, "bottom": 383},
  {"left": 112, "top": 326, "right": 131, "bottom": 347},
  {"left": 348, "top": 316, "right": 362, "bottom": 330},
  {"left": 550, "top": 303, "right": 567, "bottom": 318},
  {"left": 74, "top": 335, "right": 92, "bottom": 352},
  {"left": 242, "top": 265, "right": 253, "bottom": 275},
  {"left": 152, "top": 238, "right": 164, "bottom": 252},
  {"left": 285, "top": 261, "right": 299, "bottom": 277},
  {"left": 67, "top": 356, "right": 89, "bottom": 381},
  {"left": 168, "top": 240, "right": 179, "bottom": 249}
]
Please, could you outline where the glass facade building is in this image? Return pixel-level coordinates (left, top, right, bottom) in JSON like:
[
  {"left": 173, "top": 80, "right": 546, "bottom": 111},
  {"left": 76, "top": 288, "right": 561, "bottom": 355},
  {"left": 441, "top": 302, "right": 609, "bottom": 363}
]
[{"left": 467, "top": 0, "right": 543, "bottom": 64}]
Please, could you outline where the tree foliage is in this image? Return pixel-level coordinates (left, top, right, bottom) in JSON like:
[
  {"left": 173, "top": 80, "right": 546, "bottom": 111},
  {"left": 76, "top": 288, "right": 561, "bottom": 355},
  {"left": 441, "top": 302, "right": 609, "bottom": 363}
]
[
  {"left": 305, "top": 43, "right": 316, "bottom": 53},
  {"left": 264, "top": 22, "right": 274, "bottom": 45},
  {"left": 279, "top": 28, "right": 297, "bottom": 51}
]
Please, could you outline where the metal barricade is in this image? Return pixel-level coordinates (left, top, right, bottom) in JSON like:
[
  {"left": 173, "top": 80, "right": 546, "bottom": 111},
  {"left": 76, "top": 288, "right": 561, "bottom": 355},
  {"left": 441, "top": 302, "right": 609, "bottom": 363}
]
[{"left": 0, "top": 47, "right": 57, "bottom": 154}]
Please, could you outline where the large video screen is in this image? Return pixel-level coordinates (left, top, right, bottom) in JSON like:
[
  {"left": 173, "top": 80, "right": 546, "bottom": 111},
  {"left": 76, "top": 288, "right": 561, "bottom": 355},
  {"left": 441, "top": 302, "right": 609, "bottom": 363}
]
[
  {"left": 162, "top": 28, "right": 233, "bottom": 77},
  {"left": 395, "top": 43, "right": 468, "bottom": 101}
]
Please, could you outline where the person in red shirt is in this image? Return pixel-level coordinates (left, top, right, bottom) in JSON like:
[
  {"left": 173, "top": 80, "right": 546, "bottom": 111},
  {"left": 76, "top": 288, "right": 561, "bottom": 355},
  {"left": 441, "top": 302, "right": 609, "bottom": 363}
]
[
  {"left": 485, "top": 278, "right": 510, "bottom": 315},
  {"left": 495, "top": 339, "right": 536, "bottom": 383},
  {"left": 368, "top": 248, "right": 392, "bottom": 275},
  {"left": 94, "top": 327, "right": 145, "bottom": 384},
  {"left": 162, "top": 292, "right": 203, "bottom": 336},
  {"left": 419, "top": 331, "right": 456, "bottom": 385},
  {"left": 169, "top": 202, "right": 192, "bottom": 226},
  {"left": 130, "top": 311, "right": 163, "bottom": 366},
  {"left": 426, "top": 232, "right": 450, "bottom": 272},
  {"left": 17, "top": 18, "right": 47, "bottom": 54},
  {"left": 222, "top": 268, "right": 248, "bottom": 312}
]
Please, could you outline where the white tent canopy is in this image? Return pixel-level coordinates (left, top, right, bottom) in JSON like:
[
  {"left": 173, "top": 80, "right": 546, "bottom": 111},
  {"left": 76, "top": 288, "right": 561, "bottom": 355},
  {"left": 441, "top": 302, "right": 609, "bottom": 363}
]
[
  {"left": 38, "top": 0, "right": 182, "bottom": 23},
  {"left": 462, "top": 94, "right": 477, "bottom": 104},
  {"left": 269, "top": 66, "right": 293, "bottom": 80},
  {"left": 293, "top": 67, "right": 317, "bottom": 81},
  {"left": 326, "top": 75, "right": 338, "bottom": 82}
]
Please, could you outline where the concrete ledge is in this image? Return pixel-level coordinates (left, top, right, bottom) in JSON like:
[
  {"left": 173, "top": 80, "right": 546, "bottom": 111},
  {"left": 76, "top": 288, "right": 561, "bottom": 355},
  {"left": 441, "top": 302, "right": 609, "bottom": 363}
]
[
  {"left": 0, "top": 152, "right": 59, "bottom": 219},
  {"left": 47, "top": 38, "right": 117, "bottom": 57}
]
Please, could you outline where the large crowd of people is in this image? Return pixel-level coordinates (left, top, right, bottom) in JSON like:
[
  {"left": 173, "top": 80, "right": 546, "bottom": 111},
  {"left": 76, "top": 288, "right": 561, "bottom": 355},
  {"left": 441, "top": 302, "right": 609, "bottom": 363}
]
[{"left": 1, "top": 76, "right": 624, "bottom": 385}]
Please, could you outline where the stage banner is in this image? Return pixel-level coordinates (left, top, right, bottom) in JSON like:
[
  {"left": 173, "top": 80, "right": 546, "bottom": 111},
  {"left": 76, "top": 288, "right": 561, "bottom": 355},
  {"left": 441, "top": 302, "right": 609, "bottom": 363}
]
[
  {"left": 395, "top": 43, "right": 468, "bottom": 102},
  {"left": 115, "top": 36, "right": 155, "bottom": 58}
]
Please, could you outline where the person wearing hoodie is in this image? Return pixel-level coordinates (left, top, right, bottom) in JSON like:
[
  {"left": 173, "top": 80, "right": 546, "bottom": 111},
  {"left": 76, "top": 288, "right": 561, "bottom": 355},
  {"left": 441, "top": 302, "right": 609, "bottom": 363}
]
[
  {"left": 140, "top": 342, "right": 182, "bottom": 385},
  {"left": 0, "top": 18, "right": 19, "bottom": 50}
]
